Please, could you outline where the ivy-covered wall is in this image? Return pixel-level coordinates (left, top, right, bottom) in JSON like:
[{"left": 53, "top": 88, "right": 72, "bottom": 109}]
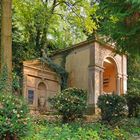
[
  {"left": 40, "top": 54, "right": 68, "bottom": 90},
  {"left": 52, "top": 43, "right": 91, "bottom": 90}
]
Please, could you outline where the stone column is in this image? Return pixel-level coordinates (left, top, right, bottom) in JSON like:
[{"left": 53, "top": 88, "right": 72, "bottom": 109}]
[
  {"left": 87, "top": 65, "right": 104, "bottom": 114},
  {"left": 87, "top": 66, "right": 94, "bottom": 114},
  {"left": 122, "top": 74, "right": 127, "bottom": 94},
  {"left": 122, "top": 55, "right": 127, "bottom": 94},
  {"left": 100, "top": 69, "right": 104, "bottom": 95},
  {"left": 116, "top": 75, "right": 121, "bottom": 95}
]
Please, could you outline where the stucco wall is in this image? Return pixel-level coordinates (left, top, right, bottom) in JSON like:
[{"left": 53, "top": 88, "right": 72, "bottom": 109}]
[
  {"left": 65, "top": 45, "right": 90, "bottom": 90},
  {"left": 52, "top": 43, "right": 92, "bottom": 90}
]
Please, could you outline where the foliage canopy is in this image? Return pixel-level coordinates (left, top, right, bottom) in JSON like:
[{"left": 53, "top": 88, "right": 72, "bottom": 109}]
[{"left": 95, "top": 0, "right": 140, "bottom": 54}]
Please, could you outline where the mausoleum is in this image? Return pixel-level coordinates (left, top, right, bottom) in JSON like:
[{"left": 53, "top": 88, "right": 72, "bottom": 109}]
[
  {"left": 23, "top": 60, "right": 60, "bottom": 112},
  {"left": 23, "top": 39, "right": 127, "bottom": 114}
]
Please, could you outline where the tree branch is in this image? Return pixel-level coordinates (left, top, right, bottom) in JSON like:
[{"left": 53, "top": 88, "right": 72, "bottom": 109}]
[{"left": 51, "top": 0, "right": 57, "bottom": 14}]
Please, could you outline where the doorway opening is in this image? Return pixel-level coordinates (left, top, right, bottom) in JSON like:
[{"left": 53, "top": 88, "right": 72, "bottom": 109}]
[{"left": 103, "top": 57, "right": 117, "bottom": 94}]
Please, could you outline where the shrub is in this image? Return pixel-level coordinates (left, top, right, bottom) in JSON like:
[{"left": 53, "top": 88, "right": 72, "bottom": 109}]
[
  {"left": 49, "top": 88, "right": 87, "bottom": 123},
  {"left": 125, "top": 89, "right": 140, "bottom": 117},
  {"left": 97, "top": 94, "right": 127, "bottom": 123},
  {"left": 0, "top": 93, "right": 30, "bottom": 139}
]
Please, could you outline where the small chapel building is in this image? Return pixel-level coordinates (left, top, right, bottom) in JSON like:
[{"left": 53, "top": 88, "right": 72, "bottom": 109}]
[{"left": 23, "top": 39, "right": 127, "bottom": 114}]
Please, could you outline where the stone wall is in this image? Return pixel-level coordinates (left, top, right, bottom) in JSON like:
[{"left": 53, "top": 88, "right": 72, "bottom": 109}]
[{"left": 23, "top": 60, "right": 60, "bottom": 113}]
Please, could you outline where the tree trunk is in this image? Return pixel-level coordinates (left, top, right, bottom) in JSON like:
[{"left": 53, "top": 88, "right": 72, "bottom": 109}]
[
  {"left": 1, "top": 0, "right": 12, "bottom": 92},
  {"left": 5, "top": 133, "right": 18, "bottom": 140},
  {"left": 0, "top": 1, "right": 2, "bottom": 70}
]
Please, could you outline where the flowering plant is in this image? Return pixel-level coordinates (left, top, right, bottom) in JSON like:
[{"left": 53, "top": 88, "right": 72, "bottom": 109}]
[
  {"left": 97, "top": 94, "right": 127, "bottom": 123},
  {"left": 49, "top": 88, "right": 87, "bottom": 123},
  {"left": 0, "top": 93, "right": 30, "bottom": 139}
]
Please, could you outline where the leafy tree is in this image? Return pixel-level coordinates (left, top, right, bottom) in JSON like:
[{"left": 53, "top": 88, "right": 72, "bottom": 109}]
[
  {"left": 127, "top": 55, "right": 140, "bottom": 90},
  {"left": 94, "top": 0, "right": 140, "bottom": 54}
]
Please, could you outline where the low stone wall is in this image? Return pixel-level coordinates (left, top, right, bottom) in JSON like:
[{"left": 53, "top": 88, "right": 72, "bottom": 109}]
[{"left": 31, "top": 112, "right": 100, "bottom": 123}]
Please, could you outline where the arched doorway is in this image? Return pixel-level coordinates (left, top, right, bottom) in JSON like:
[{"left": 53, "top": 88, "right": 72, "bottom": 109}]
[
  {"left": 37, "top": 82, "right": 47, "bottom": 108},
  {"left": 103, "top": 57, "right": 117, "bottom": 94}
]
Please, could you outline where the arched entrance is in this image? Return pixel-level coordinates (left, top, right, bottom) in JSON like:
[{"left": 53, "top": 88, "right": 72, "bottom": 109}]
[
  {"left": 37, "top": 82, "right": 46, "bottom": 109},
  {"left": 103, "top": 57, "right": 117, "bottom": 94}
]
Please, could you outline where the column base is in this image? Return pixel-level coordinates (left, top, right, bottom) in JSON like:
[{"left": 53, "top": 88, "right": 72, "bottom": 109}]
[
  {"left": 86, "top": 104, "right": 95, "bottom": 115},
  {"left": 86, "top": 104, "right": 101, "bottom": 115}
]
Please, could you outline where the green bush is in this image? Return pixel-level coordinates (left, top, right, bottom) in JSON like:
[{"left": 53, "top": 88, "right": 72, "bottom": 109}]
[
  {"left": 0, "top": 93, "right": 30, "bottom": 139},
  {"left": 125, "top": 89, "right": 140, "bottom": 117},
  {"left": 49, "top": 88, "right": 87, "bottom": 123},
  {"left": 97, "top": 94, "right": 127, "bottom": 123}
]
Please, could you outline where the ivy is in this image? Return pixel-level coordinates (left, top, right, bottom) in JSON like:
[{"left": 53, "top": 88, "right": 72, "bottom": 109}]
[
  {"left": 12, "top": 72, "right": 21, "bottom": 93},
  {"left": 0, "top": 65, "right": 11, "bottom": 93},
  {"left": 39, "top": 54, "right": 68, "bottom": 90}
]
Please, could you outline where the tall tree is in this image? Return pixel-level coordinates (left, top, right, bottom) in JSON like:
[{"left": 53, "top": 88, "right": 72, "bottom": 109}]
[
  {"left": 0, "top": 1, "right": 2, "bottom": 70},
  {"left": 1, "top": 0, "right": 12, "bottom": 91}
]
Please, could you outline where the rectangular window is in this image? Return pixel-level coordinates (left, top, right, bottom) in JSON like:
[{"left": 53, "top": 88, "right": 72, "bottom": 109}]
[{"left": 28, "top": 90, "right": 34, "bottom": 104}]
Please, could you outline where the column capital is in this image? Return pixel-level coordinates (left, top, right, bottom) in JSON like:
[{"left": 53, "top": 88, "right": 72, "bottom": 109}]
[
  {"left": 117, "top": 73, "right": 122, "bottom": 78},
  {"left": 88, "top": 64, "right": 104, "bottom": 72},
  {"left": 122, "top": 74, "right": 128, "bottom": 78}
]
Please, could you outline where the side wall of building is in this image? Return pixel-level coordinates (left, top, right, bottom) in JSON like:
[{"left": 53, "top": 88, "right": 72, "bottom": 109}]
[
  {"left": 65, "top": 45, "right": 91, "bottom": 90},
  {"left": 52, "top": 43, "right": 94, "bottom": 91}
]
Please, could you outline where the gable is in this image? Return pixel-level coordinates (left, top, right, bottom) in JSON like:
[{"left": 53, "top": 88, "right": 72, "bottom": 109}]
[{"left": 23, "top": 59, "right": 54, "bottom": 73}]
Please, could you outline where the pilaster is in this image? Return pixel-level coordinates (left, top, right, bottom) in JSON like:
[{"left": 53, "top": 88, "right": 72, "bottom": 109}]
[
  {"left": 116, "top": 74, "right": 122, "bottom": 95},
  {"left": 87, "top": 64, "right": 104, "bottom": 114}
]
